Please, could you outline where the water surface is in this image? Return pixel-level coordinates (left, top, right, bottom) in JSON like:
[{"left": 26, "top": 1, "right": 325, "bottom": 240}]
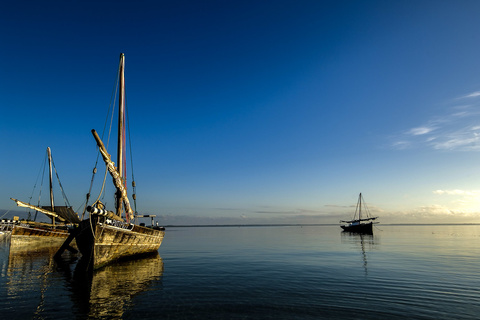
[{"left": 1, "top": 225, "right": 479, "bottom": 319}]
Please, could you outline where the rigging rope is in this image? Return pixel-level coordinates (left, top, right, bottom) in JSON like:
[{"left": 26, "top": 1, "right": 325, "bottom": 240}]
[
  {"left": 51, "top": 157, "right": 71, "bottom": 207},
  {"left": 35, "top": 151, "right": 48, "bottom": 222},
  {"left": 26, "top": 151, "right": 48, "bottom": 220},
  {"left": 0, "top": 203, "right": 18, "bottom": 220},
  {"left": 125, "top": 94, "right": 138, "bottom": 215},
  {"left": 84, "top": 60, "right": 120, "bottom": 219}
]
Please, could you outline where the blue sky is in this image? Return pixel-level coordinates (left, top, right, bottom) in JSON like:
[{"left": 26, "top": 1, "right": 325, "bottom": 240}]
[{"left": 2, "top": 0, "right": 480, "bottom": 225}]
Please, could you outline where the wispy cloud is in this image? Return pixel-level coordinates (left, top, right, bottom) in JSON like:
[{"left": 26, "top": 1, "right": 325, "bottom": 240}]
[
  {"left": 324, "top": 204, "right": 353, "bottom": 208},
  {"left": 433, "top": 189, "right": 480, "bottom": 196},
  {"left": 255, "top": 210, "right": 298, "bottom": 214},
  {"left": 460, "top": 91, "right": 480, "bottom": 99},
  {"left": 391, "top": 91, "right": 480, "bottom": 151},
  {"left": 408, "top": 127, "right": 435, "bottom": 135}
]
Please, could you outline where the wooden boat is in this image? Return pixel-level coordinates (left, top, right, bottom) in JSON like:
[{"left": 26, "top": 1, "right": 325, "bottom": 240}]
[
  {"left": 58, "top": 53, "right": 165, "bottom": 270},
  {"left": 340, "top": 193, "right": 378, "bottom": 234},
  {"left": 5, "top": 147, "right": 80, "bottom": 248}
]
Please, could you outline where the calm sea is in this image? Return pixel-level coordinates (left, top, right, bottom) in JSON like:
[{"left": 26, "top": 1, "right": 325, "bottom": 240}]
[{"left": 1, "top": 225, "right": 480, "bottom": 319}]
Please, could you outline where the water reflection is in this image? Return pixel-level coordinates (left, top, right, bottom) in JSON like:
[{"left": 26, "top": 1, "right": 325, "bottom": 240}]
[
  {"left": 341, "top": 232, "right": 377, "bottom": 276},
  {"left": 7, "top": 245, "right": 59, "bottom": 290},
  {"left": 69, "top": 253, "right": 164, "bottom": 319},
  {"left": 4, "top": 242, "right": 69, "bottom": 318},
  {"left": 3, "top": 238, "right": 163, "bottom": 319}
]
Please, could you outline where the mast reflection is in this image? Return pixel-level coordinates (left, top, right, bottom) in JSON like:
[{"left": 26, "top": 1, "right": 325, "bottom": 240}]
[
  {"left": 70, "top": 252, "right": 164, "bottom": 319},
  {"left": 341, "top": 232, "right": 377, "bottom": 276}
]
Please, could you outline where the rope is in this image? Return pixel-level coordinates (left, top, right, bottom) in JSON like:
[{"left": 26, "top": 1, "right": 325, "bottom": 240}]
[
  {"left": 125, "top": 96, "right": 138, "bottom": 215},
  {"left": 29, "top": 150, "right": 48, "bottom": 208},
  {"left": 84, "top": 58, "right": 120, "bottom": 219},
  {"left": 51, "top": 158, "right": 71, "bottom": 207},
  {"left": 34, "top": 152, "right": 48, "bottom": 222},
  {"left": 93, "top": 166, "right": 109, "bottom": 207},
  {"left": 0, "top": 203, "right": 18, "bottom": 219}
]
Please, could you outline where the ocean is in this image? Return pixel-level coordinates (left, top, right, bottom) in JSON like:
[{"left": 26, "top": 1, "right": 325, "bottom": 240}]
[{"left": 1, "top": 225, "right": 480, "bottom": 319}]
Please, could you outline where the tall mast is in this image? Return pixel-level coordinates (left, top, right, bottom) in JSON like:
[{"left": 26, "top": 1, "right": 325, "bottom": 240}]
[
  {"left": 116, "top": 53, "right": 125, "bottom": 217},
  {"left": 359, "top": 193, "right": 362, "bottom": 220},
  {"left": 47, "top": 147, "right": 55, "bottom": 226}
]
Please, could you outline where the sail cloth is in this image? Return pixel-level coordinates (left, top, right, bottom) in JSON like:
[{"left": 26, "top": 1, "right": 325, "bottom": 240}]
[
  {"left": 11, "top": 198, "right": 81, "bottom": 224},
  {"left": 91, "top": 129, "right": 134, "bottom": 221},
  {"left": 42, "top": 206, "right": 81, "bottom": 224}
]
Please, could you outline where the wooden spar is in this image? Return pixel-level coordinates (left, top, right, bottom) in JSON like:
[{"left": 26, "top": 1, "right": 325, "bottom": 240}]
[
  {"left": 91, "top": 129, "right": 134, "bottom": 221},
  {"left": 10, "top": 198, "right": 65, "bottom": 222},
  {"left": 117, "top": 53, "right": 125, "bottom": 218},
  {"left": 86, "top": 205, "right": 124, "bottom": 222},
  {"left": 47, "top": 147, "right": 55, "bottom": 226}
]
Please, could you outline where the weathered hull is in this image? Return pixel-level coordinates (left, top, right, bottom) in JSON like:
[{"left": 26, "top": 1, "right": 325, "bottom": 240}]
[
  {"left": 341, "top": 222, "right": 373, "bottom": 234},
  {"left": 75, "top": 215, "right": 164, "bottom": 270},
  {"left": 10, "top": 223, "right": 70, "bottom": 250}
]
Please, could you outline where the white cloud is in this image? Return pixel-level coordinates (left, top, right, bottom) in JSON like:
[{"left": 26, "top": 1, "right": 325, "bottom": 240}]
[
  {"left": 408, "top": 127, "right": 434, "bottom": 135},
  {"left": 392, "top": 140, "right": 411, "bottom": 149},
  {"left": 433, "top": 189, "right": 480, "bottom": 196},
  {"left": 432, "top": 137, "right": 479, "bottom": 150},
  {"left": 430, "top": 126, "right": 480, "bottom": 151},
  {"left": 391, "top": 94, "right": 480, "bottom": 151},
  {"left": 460, "top": 91, "right": 480, "bottom": 99},
  {"left": 417, "top": 204, "right": 454, "bottom": 215}
]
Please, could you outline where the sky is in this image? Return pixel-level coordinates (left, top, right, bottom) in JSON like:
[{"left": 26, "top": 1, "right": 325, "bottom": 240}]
[{"left": 2, "top": 0, "right": 480, "bottom": 225}]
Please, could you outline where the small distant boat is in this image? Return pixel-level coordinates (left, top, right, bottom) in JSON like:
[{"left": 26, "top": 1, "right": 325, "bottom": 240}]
[{"left": 340, "top": 193, "right": 378, "bottom": 234}]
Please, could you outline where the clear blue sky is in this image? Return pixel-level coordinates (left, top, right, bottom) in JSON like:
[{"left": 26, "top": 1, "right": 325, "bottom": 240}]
[{"left": 2, "top": 0, "right": 480, "bottom": 225}]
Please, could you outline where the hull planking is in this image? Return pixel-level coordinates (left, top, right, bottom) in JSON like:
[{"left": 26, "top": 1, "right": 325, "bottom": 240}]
[
  {"left": 75, "top": 215, "right": 164, "bottom": 270},
  {"left": 9, "top": 223, "right": 71, "bottom": 250}
]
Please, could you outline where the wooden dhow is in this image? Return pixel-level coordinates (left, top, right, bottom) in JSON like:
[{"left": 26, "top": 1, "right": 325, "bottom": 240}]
[
  {"left": 5, "top": 147, "right": 80, "bottom": 249},
  {"left": 57, "top": 53, "right": 164, "bottom": 270}
]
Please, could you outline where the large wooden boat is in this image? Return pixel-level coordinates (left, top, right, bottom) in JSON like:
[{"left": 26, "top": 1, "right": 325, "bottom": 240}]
[
  {"left": 340, "top": 193, "right": 378, "bottom": 234},
  {"left": 59, "top": 53, "right": 165, "bottom": 270},
  {"left": 4, "top": 148, "right": 80, "bottom": 249}
]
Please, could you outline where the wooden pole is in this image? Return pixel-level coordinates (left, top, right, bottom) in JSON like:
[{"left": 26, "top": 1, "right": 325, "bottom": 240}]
[
  {"left": 117, "top": 53, "right": 125, "bottom": 217},
  {"left": 47, "top": 147, "right": 55, "bottom": 226}
]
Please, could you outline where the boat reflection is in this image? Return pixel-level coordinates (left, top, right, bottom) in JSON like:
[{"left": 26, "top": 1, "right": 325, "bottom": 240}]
[
  {"left": 341, "top": 232, "right": 377, "bottom": 276},
  {"left": 4, "top": 242, "right": 72, "bottom": 318},
  {"left": 70, "top": 252, "right": 164, "bottom": 318},
  {"left": 3, "top": 240, "right": 163, "bottom": 319}
]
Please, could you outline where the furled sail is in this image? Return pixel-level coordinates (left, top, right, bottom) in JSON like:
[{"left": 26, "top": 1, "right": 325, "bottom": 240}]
[
  {"left": 42, "top": 206, "right": 81, "bottom": 224},
  {"left": 11, "top": 198, "right": 65, "bottom": 222},
  {"left": 91, "top": 129, "right": 134, "bottom": 221}
]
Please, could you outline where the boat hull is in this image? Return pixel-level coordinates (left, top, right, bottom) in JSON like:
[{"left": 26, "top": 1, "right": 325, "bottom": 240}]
[
  {"left": 10, "top": 223, "right": 70, "bottom": 250},
  {"left": 341, "top": 222, "right": 374, "bottom": 234},
  {"left": 75, "top": 215, "right": 165, "bottom": 270}
]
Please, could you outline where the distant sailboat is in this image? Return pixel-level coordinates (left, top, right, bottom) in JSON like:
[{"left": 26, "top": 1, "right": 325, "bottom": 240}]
[
  {"left": 57, "top": 53, "right": 165, "bottom": 270},
  {"left": 340, "top": 193, "right": 378, "bottom": 234}
]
